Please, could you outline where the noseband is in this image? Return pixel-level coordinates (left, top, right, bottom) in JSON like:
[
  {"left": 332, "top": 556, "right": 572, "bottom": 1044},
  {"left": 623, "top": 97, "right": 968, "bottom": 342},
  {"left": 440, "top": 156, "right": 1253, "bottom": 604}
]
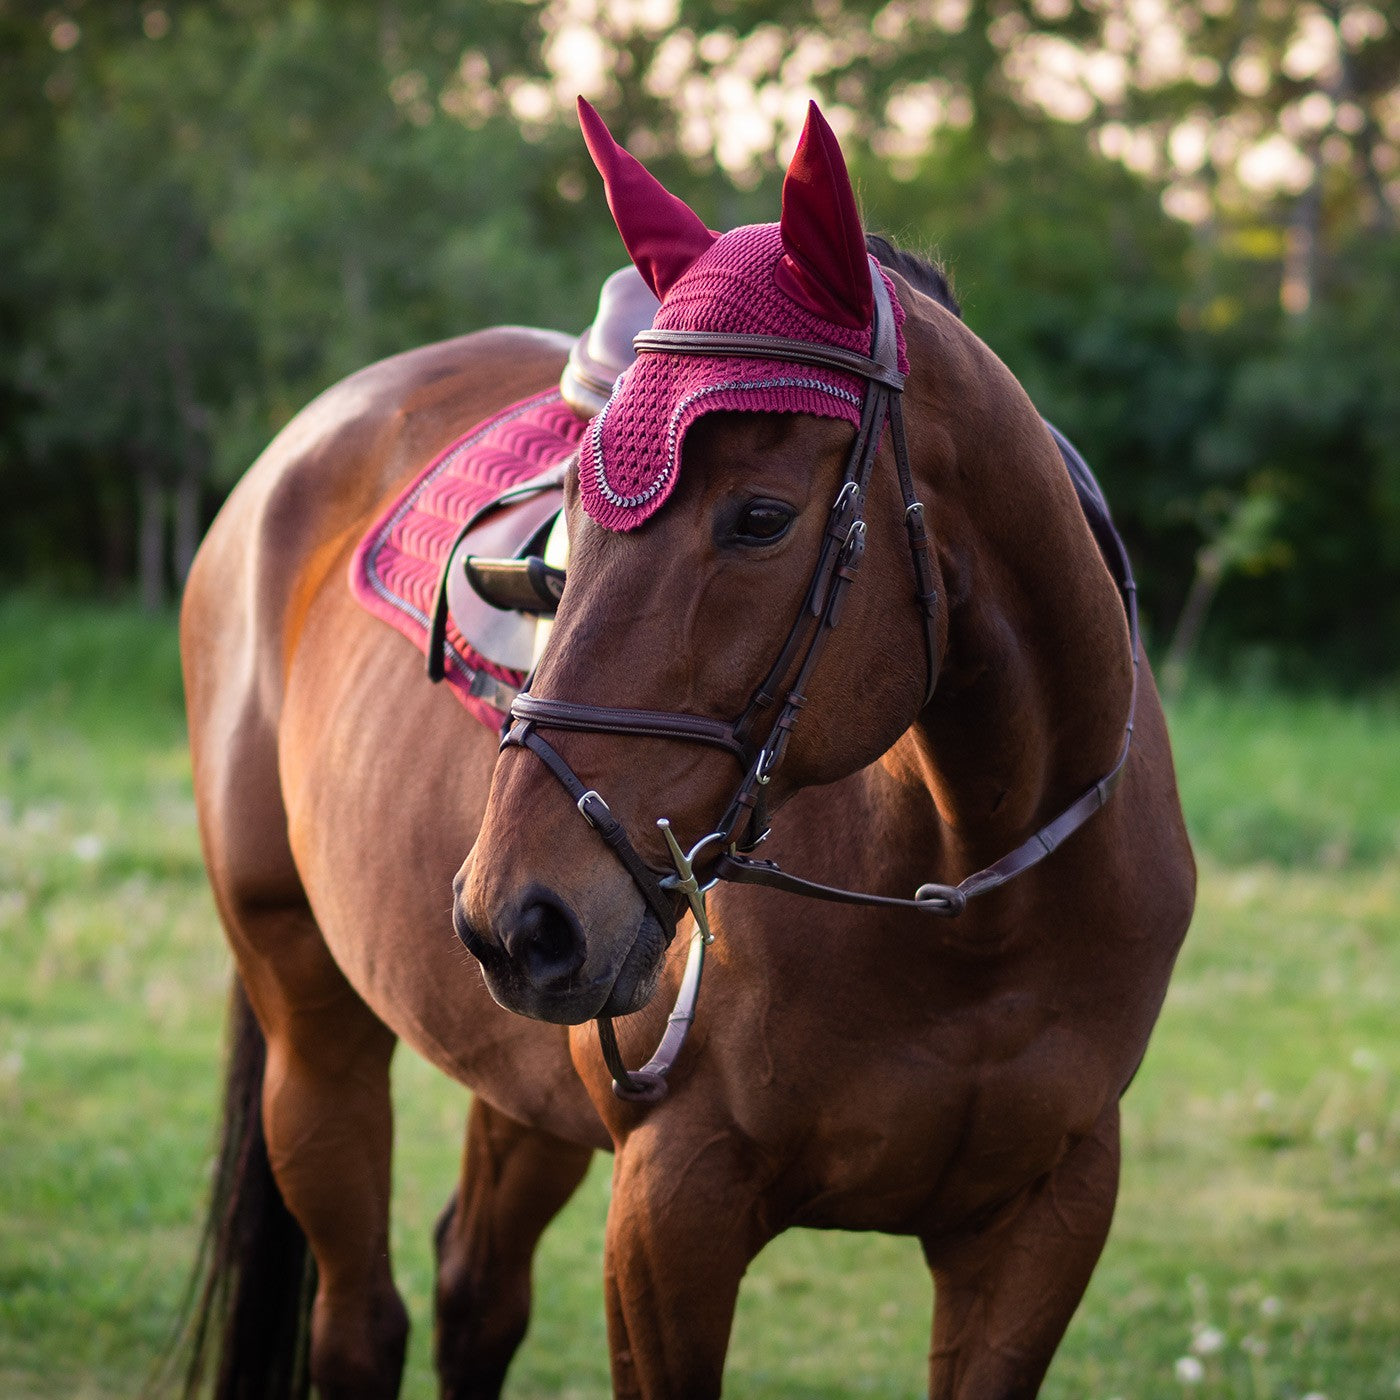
[{"left": 496, "top": 267, "right": 1140, "bottom": 1103}]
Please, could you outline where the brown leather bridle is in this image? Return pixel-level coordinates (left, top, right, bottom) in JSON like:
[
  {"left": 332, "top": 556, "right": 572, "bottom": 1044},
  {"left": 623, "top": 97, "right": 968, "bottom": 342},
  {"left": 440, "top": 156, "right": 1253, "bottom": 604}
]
[{"left": 493, "top": 265, "right": 1141, "bottom": 1103}]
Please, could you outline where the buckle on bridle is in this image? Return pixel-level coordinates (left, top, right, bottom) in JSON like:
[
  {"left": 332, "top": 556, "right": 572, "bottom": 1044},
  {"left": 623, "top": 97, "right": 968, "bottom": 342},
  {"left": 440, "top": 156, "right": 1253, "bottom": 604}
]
[
  {"left": 755, "top": 746, "right": 777, "bottom": 784},
  {"left": 577, "top": 789, "right": 610, "bottom": 828},
  {"left": 829, "top": 479, "right": 860, "bottom": 537}
]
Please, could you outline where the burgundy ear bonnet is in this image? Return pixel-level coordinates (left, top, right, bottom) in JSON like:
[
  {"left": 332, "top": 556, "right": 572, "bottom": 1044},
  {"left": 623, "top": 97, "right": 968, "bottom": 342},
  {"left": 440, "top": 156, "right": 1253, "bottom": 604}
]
[{"left": 577, "top": 99, "right": 907, "bottom": 531}]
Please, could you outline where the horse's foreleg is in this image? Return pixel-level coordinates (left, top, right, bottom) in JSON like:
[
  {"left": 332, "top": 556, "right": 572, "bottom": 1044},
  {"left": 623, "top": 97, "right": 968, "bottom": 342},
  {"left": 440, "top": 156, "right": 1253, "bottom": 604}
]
[
  {"left": 237, "top": 905, "right": 408, "bottom": 1400},
  {"left": 433, "top": 1097, "right": 593, "bottom": 1400},
  {"left": 603, "top": 1122, "right": 770, "bottom": 1399},
  {"left": 923, "top": 1101, "right": 1121, "bottom": 1400}
]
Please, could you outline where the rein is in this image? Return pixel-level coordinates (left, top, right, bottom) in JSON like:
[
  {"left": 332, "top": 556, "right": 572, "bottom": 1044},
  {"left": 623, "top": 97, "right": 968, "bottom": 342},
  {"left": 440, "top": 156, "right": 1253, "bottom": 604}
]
[{"left": 497, "top": 267, "right": 1140, "bottom": 1103}]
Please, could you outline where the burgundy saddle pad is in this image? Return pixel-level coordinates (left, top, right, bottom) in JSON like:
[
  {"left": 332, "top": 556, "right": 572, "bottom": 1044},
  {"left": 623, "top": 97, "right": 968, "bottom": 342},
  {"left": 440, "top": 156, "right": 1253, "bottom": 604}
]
[{"left": 348, "top": 388, "right": 584, "bottom": 728}]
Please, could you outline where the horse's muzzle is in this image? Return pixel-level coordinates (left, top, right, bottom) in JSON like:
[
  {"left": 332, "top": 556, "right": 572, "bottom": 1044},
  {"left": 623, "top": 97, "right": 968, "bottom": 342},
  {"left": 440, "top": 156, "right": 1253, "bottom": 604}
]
[{"left": 452, "top": 877, "right": 666, "bottom": 1025}]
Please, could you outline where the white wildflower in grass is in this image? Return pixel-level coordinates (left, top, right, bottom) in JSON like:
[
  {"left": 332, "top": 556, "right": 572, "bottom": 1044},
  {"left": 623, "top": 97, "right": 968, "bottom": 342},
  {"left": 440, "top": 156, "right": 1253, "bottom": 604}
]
[
  {"left": 1259, "top": 1295, "right": 1282, "bottom": 1318},
  {"left": 1240, "top": 1334, "right": 1268, "bottom": 1357},
  {"left": 71, "top": 833, "right": 104, "bottom": 861},
  {"left": 1191, "top": 1326, "right": 1226, "bottom": 1356},
  {"left": 1301, "top": 1393, "right": 1328, "bottom": 1400},
  {"left": 1175, "top": 1355, "right": 1206, "bottom": 1385}
]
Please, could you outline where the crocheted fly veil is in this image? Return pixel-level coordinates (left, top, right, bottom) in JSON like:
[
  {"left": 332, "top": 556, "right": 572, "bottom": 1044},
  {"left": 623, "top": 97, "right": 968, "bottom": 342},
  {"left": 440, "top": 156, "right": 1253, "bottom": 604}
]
[{"left": 576, "top": 98, "right": 907, "bottom": 532}]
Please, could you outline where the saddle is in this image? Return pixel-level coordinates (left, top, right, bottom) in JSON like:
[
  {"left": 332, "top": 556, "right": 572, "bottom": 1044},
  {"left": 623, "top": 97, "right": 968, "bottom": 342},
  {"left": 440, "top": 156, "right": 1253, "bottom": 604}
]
[{"left": 438, "top": 266, "right": 659, "bottom": 671}]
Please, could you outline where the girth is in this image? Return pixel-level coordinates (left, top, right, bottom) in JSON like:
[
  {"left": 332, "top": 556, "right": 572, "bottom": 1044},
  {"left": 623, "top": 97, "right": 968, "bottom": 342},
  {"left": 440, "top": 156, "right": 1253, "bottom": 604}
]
[{"left": 495, "top": 265, "right": 1141, "bottom": 1104}]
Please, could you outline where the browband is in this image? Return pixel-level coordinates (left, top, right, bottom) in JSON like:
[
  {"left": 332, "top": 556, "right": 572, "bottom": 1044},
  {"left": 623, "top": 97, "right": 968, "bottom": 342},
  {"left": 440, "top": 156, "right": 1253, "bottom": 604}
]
[{"left": 632, "top": 329, "right": 906, "bottom": 391}]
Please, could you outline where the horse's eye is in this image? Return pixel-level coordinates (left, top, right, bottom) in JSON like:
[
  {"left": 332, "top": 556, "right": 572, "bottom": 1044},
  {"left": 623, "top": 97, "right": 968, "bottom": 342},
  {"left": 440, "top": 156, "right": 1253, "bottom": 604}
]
[{"left": 732, "top": 500, "right": 795, "bottom": 545}]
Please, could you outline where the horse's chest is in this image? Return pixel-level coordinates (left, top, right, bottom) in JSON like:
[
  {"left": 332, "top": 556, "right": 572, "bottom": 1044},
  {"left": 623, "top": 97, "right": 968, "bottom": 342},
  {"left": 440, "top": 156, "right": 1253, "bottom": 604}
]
[{"left": 776, "top": 996, "right": 1111, "bottom": 1233}]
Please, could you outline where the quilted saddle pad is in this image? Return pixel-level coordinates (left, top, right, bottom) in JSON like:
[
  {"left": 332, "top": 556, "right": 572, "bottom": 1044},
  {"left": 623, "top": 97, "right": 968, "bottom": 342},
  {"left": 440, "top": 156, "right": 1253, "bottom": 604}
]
[{"left": 348, "top": 388, "right": 585, "bottom": 729}]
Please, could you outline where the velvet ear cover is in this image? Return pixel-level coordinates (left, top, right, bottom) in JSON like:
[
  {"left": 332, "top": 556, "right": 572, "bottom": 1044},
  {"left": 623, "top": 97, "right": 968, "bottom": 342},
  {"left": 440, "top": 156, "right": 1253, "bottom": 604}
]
[
  {"left": 774, "top": 102, "right": 873, "bottom": 330},
  {"left": 577, "top": 98, "right": 717, "bottom": 300}
]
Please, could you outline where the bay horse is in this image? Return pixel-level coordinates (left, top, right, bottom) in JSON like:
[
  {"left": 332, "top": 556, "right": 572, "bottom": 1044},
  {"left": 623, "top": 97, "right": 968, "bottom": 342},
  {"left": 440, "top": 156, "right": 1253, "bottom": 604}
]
[{"left": 179, "top": 100, "right": 1194, "bottom": 1399}]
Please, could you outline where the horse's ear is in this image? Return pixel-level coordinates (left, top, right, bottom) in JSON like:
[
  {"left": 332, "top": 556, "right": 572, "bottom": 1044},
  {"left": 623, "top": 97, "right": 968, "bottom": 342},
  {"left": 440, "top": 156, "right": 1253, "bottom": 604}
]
[
  {"left": 578, "top": 98, "right": 717, "bottom": 301},
  {"left": 775, "top": 102, "right": 872, "bottom": 330}
]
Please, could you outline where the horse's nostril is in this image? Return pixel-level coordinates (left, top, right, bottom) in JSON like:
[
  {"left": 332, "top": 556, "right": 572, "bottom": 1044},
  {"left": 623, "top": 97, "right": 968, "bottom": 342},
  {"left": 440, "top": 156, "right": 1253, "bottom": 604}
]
[{"left": 504, "top": 895, "right": 587, "bottom": 984}]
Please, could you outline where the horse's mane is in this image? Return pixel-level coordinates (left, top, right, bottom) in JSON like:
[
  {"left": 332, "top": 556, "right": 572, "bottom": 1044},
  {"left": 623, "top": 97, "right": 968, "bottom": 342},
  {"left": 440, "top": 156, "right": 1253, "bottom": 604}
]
[{"left": 866, "top": 234, "right": 961, "bottom": 320}]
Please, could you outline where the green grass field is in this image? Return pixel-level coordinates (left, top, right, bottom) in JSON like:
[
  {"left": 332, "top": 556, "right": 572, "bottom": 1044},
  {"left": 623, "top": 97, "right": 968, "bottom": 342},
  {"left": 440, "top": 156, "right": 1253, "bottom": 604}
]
[{"left": 1, "top": 593, "right": 1397, "bottom": 1399}]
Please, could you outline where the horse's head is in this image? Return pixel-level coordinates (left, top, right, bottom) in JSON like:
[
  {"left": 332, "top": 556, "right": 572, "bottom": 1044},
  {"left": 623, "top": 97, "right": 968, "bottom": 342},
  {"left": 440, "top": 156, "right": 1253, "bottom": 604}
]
[{"left": 456, "top": 101, "right": 953, "bottom": 1024}]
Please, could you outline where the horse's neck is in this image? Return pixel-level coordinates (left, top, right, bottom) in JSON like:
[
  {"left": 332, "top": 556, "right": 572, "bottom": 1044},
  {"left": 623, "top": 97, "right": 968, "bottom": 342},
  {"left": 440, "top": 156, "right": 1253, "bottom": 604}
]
[{"left": 886, "top": 432, "right": 1134, "bottom": 880}]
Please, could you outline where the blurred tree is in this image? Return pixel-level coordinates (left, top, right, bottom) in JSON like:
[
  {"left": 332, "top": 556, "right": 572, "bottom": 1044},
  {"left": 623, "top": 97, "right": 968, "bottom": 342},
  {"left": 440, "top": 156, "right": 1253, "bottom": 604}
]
[
  {"left": 2, "top": 0, "right": 618, "bottom": 604},
  {"left": 856, "top": 123, "right": 1219, "bottom": 649},
  {"left": 0, "top": 0, "right": 1395, "bottom": 672},
  {"left": 26, "top": 96, "right": 253, "bottom": 607}
]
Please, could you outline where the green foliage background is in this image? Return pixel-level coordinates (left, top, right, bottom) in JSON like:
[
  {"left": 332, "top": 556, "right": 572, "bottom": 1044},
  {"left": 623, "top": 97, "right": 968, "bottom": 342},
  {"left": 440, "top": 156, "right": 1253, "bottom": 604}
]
[{"left": 1, "top": 0, "right": 1398, "bottom": 674}]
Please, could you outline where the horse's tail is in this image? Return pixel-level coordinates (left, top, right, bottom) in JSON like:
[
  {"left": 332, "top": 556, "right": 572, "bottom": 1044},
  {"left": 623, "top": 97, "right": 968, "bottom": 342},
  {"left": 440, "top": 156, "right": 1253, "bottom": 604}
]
[{"left": 168, "top": 977, "right": 316, "bottom": 1399}]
